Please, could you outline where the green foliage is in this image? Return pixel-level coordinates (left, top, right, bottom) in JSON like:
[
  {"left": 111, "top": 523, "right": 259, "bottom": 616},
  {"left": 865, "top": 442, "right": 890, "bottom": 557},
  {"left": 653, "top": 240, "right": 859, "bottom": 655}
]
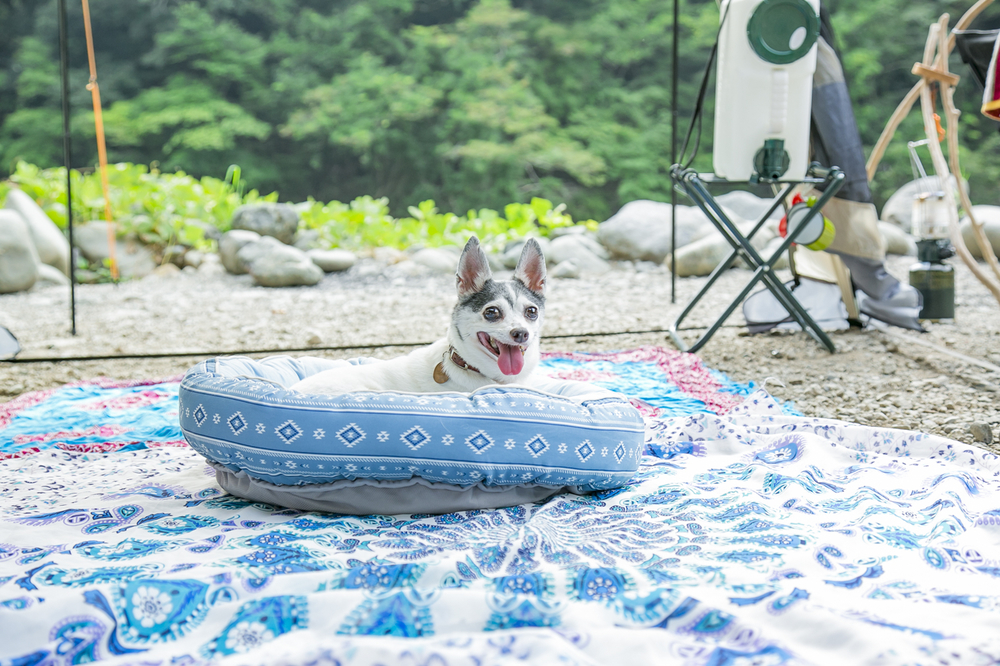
[
  {"left": 3, "top": 160, "right": 276, "bottom": 250},
  {"left": 301, "top": 195, "right": 592, "bottom": 253},
  {"left": 3, "top": 160, "right": 592, "bottom": 258}
]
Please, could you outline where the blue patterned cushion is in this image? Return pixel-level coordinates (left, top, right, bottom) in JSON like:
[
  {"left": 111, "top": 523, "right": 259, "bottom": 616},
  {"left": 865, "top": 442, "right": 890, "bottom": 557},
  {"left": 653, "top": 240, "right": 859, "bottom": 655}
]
[{"left": 179, "top": 355, "right": 645, "bottom": 493}]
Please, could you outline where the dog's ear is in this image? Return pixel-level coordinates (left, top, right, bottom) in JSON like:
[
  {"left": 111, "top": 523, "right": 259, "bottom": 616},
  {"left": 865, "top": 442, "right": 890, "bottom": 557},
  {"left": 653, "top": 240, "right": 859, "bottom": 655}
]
[
  {"left": 513, "top": 238, "right": 546, "bottom": 296},
  {"left": 456, "top": 236, "right": 492, "bottom": 298}
]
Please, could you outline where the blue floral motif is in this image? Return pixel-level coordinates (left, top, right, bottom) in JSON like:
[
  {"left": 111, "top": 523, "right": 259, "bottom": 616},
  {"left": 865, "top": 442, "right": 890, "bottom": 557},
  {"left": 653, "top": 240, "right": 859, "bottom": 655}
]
[
  {"left": 338, "top": 591, "right": 436, "bottom": 637},
  {"left": 113, "top": 579, "right": 211, "bottom": 644},
  {"left": 203, "top": 595, "right": 308, "bottom": 657}
]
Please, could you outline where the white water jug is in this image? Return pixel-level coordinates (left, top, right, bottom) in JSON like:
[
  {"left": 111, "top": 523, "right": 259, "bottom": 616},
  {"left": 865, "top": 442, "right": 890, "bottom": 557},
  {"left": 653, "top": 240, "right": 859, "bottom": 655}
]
[{"left": 712, "top": 0, "right": 821, "bottom": 182}]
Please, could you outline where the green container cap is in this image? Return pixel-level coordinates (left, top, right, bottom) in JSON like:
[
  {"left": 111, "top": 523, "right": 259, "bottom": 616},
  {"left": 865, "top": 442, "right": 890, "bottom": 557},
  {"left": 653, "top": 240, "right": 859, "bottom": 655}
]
[{"left": 746, "top": 0, "right": 819, "bottom": 64}]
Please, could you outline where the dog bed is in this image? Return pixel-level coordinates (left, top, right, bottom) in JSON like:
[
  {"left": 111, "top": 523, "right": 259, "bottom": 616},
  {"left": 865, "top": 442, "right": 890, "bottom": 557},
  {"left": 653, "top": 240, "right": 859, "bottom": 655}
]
[{"left": 178, "top": 355, "right": 645, "bottom": 514}]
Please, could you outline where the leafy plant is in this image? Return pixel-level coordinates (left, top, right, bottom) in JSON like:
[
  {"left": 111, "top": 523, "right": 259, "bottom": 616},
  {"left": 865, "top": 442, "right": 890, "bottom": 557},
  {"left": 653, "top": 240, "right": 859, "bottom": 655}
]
[{"left": 3, "top": 160, "right": 276, "bottom": 251}]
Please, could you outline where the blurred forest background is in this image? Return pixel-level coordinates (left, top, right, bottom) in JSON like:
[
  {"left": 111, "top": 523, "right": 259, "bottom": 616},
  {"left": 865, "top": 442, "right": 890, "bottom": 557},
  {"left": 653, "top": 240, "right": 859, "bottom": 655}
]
[{"left": 1, "top": 0, "right": 999, "bottom": 222}]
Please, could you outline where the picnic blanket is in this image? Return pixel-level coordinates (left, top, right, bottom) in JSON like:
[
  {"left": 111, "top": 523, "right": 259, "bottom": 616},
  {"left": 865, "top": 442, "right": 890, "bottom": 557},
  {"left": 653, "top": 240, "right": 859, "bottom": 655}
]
[{"left": 1, "top": 347, "right": 999, "bottom": 665}]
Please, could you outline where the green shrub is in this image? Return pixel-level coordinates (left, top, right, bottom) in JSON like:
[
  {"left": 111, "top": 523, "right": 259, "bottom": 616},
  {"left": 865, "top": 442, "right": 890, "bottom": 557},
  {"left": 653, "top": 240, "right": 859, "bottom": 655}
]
[{"left": 2, "top": 161, "right": 595, "bottom": 257}]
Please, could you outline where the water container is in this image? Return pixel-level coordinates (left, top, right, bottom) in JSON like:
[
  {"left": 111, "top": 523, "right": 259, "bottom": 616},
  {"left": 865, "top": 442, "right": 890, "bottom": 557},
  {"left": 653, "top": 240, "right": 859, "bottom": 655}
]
[{"left": 713, "top": 0, "right": 821, "bottom": 182}]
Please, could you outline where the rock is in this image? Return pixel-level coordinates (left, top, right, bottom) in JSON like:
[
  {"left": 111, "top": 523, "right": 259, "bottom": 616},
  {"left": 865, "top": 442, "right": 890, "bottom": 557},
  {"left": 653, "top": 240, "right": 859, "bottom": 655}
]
[
  {"left": 184, "top": 250, "right": 205, "bottom": 268},
  {"left": 373, "top": 246, "right": 407, "bottom": 265},
  {"left": 307, "top": 248, "right": 357, "bottom": 273},
  {"left": 970, "top": 422, "right": 994, "bottom": 445},
  {"left": 231, "top": 203, "right": 300, "bottom": 245},
  {"left": 163, "top": 244, "right": 187, "bottom": 267},
  {"left": 0, "top": 210, "right": 40, "bottom": 293},
  {"left": 550, "top": 259, "right": 580, "bottom": 279},
  {"left": 197, "top": 254, "right": 226, "bottom": 276},
  {"left": 410, "top": 247, "right": 460, "bottom": 274},
  {"left": 881, "top": 175, "right": 961, "bottom": 232},
  {"left": 35, "top": 263, "right": 70, "bottom": 288},
  {"left": 389, "top": 260, "right": 430, "bottom": 278},
  {"left": 487, "top": 253, "right": 506, "bottom": 272},
  {"left": 878, "top": 221, "right": 917, "bottom": 256},
  {"left": 239, "top": 236, "right": 323, "bottom": 287},
  {"left": 218, "top": 230, "right": 262, "bottom": 274},
  {"left": 665, "top": 220, "right": 777, "bottom": 277},
  {"left": 546, "top": 234, "right": 611, "bottom": 274},
  {"left": 501, "top": 237, "right": 553, "bottom": 269},
  {"left": 758, "top": 236, "right": 790, "bottom": 271},
  {"left": 714, "top": 190, "right": 783, "bottom": 223},
  {"left": 294, "top": 229, "right": 321, "bottom": 251},
  {"left": 72, "top": 221, "right": 157, "bottom": 279},
  {"left": 4, "top": 189, "right": 71, "bottom": 276},
  {"left": 596, "top": 200, "right": 715, "bottom": 263},
  {"left": 149, "top": 263, "right": 181, "bottom": 278},
  {"left": 959, "top": 206, "right": 1000, "bottom": 260}
]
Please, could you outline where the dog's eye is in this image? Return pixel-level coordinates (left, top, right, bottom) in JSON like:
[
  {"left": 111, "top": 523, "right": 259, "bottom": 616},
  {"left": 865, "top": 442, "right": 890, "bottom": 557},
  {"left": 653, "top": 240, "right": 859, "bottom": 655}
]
[
  {"left": 483, "top": 306, "right": 502, "bottom": 322},
  {"left": 525, "top": 306, "right": 538, "bottom": 320}
]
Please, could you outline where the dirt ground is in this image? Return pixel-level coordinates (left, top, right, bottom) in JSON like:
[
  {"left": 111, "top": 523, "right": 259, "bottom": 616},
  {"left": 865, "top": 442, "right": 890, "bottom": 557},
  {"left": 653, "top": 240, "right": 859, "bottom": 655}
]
[{"left": 1, "top": 254, "right": 998, "bottom": 453}]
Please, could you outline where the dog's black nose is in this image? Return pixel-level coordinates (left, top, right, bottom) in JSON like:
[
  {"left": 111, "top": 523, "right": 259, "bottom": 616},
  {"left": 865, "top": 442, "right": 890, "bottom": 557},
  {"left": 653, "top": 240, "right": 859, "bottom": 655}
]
[{"left": 510, "top": 328, "right": 529, "bottom": 344}]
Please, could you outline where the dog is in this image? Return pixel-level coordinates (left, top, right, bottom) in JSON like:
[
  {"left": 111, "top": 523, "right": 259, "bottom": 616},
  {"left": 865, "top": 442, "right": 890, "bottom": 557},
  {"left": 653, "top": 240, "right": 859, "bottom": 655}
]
[{"left": 290, "top": 236, "right": 546, "bottom": 395}]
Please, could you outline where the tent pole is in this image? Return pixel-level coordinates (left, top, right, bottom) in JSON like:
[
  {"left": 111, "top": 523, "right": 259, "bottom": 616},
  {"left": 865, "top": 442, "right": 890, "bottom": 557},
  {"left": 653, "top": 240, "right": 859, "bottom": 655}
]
[
  {"left": 670, "top": 0, "right": 679, "bottom": 304},
  {"left": 58, "top": 0, "right": 76, "bottom": 336}
]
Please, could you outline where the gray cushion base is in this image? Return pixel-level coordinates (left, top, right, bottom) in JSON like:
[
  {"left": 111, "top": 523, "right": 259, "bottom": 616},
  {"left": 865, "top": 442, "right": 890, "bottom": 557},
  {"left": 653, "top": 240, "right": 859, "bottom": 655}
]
[{"left": 212, "top": 463, "right": 581, "bottom": 515}]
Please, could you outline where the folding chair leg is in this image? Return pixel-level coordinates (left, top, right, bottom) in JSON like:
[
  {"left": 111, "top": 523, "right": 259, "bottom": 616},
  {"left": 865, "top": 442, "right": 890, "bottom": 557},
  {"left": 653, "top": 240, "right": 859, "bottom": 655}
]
[{"left": 668, "top": 164, "right": 845, "bottom": 354}]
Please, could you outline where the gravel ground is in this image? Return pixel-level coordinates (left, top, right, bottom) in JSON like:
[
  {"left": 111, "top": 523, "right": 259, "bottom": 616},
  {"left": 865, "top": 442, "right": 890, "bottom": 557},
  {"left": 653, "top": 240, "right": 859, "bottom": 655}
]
[{"left": 2, "top": 254, "right": 998, "bottom": 453}]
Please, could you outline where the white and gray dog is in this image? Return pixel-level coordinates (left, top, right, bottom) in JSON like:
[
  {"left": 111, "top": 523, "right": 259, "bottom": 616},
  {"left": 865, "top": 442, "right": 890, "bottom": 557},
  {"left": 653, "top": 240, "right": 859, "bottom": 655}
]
[{"left": 291, "top": 235, "right": 546, "bottom": 395}]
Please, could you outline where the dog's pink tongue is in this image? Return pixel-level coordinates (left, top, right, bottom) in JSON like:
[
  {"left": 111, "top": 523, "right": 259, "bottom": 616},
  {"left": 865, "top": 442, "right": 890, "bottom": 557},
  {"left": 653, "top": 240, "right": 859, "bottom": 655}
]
[{"left": 497, "top": 343, "right": 524, "bottom": 376}]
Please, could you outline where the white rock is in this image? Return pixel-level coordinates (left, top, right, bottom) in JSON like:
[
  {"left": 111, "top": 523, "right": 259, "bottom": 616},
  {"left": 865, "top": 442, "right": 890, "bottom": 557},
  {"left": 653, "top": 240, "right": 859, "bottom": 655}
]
[
  {"left": 35, "top": 263, "right": 71, "bottom": 288},
  {"left": 878, "top": 221, "right": 917, "bottom": 256},
  {"left": 881, "top": 175, "right": 961, "bottom": 232},
  {"left": 665, "top": 220, "right": 776, "bottom": 277},
  {"left": 546, "top": 234, "right": 611, "bottom": 274},
  {"left": 72, "top": 221, "right": 157, "bottom": 279},
  {"left": 959, "top": 206, "right": 1000, "bottom": 260},
  {"left": 0, "top": 210, "right": 40, "bottom": 293},
  {"left": 218, "top": 229, "right": 262, "bottom": 274},
  {"left": 239, "top": 237, "right": 323, "bottom": 287},
  {"left": 373, "top": 246, "right": 407, "bottom": 264},
  {"left": 308, "top": 248, "right": 357, "bottom": 273},
  {"left": 597, "top": 200, "right": 715, "bottom": 263},
  {"left": 184, "top": 250, "right": 205, "bottom": 268},
  {"left": 231, "top": 203, "right": 300, "bottom": 245},
  {"left": 410, "top": 247, "right": 459, "bottom": 274},
  {"left": 714, "top": 190, "right": 783, "bottom": 223},
  {"left": 4, "top": 189, "right": 71, "bottom": 276},
  {"left": 550, "top": 259, "right": 580, "bottom": 279}
]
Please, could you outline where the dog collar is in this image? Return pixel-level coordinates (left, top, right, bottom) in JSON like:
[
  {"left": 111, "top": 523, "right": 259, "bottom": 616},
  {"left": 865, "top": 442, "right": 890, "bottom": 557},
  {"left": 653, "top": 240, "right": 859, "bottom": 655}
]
[{"left": 434, "top": 347, "right": 482, "bottom": 383}]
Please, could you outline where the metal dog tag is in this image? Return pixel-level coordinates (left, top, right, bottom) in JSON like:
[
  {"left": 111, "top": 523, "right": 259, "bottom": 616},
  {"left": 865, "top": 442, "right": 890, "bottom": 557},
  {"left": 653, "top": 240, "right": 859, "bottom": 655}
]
[{"left": 433, "top": 362, "right": 449, "bottom": 384}]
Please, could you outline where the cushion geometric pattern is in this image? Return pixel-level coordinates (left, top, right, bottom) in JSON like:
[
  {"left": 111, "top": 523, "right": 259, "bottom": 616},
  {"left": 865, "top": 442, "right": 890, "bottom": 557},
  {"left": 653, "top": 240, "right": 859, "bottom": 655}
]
[{"left": 179, "top": 355, "right": 645, "bottom": 491}]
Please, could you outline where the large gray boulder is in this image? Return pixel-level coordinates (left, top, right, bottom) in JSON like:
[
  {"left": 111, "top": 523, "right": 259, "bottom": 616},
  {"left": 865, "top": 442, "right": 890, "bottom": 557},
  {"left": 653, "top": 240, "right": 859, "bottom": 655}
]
[
  {"left": 546, "top": 234, "right": 611, "bottom": 274},
  {"left": 877, "top": 221, "right": 917, "bottom": 256},
  {"left": 959, "top": 206, "right": 1000, "bottom": 260},
  {"left": 597, "top": 200, "right": 715, "bottom": 263},
  {"left": 72, "top": 221, "right": 156, "bottom": 279},
  {"left": 219, "top": 229, "right": 262, "bottom": 274},
  {"left": 0, "top": 210, "right": 40, "bottom": 293},
  {"left": 238, "top": 236, "right": 323, "bottom": 287},
  {"left": 665, "top": 220, "right": 777, "bottom": 277},
  {"left": 714, "top": 190, "right": 783, "bottom": 223},
  {"left": 881, "top": 175, "right": 961, "bottom": 232},
  {"left": 4, "top": 189, "right": 71, "bottom": 276},
  {"left": 231, "top": 203, "right": 300, "bottom": 245}
]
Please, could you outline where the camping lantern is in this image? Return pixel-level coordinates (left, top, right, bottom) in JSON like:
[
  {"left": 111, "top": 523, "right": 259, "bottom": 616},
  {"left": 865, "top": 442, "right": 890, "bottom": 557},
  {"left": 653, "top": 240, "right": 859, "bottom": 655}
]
[
  {"left": 906, "top": 143, "right": 955, "bottom": 319},
  {"left": 713, "top": 0, "right": 821, "bottom": 182}
]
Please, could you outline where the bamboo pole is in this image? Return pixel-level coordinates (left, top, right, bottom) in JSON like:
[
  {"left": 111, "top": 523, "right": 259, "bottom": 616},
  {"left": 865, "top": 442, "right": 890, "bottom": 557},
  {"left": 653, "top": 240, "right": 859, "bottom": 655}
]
[
  {"left": 80, "top": 0, "right": 118, "bottom": 281},
  {"left": 918, "top": 16, "right": 1000, "bottom": 304}
]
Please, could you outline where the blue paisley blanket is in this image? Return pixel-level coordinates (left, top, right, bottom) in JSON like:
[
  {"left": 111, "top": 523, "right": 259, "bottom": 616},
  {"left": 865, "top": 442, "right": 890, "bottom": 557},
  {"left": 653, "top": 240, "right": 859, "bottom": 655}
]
[{"left": 1, "top": 348, "right": 999, "bottom": 666}]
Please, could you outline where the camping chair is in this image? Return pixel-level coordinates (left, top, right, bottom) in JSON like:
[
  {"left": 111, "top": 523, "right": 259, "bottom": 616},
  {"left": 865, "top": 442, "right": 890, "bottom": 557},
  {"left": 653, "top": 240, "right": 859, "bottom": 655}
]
[{"left": 667, "top": 163, "right": 845, "bottom": 354}]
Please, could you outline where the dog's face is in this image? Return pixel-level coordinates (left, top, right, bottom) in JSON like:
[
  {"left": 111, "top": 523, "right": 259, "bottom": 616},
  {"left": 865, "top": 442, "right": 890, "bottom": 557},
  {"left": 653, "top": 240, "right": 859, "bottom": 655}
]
[{"left": 450, "top": 236, "right": 546, "bottom": 383}]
